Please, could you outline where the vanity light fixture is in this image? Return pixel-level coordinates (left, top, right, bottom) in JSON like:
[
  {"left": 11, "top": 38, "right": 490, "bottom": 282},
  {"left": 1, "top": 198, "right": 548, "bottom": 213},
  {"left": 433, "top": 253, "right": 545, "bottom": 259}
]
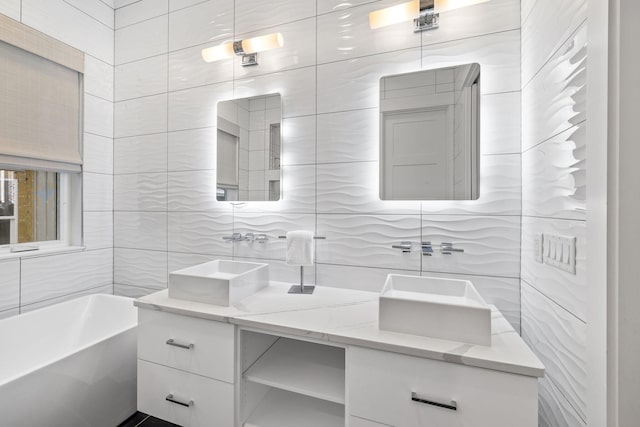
[
  {"left": 369, "top": 0, "right": 489, "bottom": 32},
  {"left": 201, "top": 32, "right": 284, "bottom": 66}
]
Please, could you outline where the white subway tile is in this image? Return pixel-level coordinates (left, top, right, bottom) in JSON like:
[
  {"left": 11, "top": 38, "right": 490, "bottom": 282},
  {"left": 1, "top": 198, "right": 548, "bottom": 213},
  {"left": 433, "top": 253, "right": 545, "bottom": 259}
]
[
  {"left": 317, "top": 109, "right": 378, "bottom": 164},
  {"left": 115, "top": 54, "right": 168, "bottom": 101},
  {"left": 168, "top": 212, "right": 233, "bottom": 256},
  {"left": 168, "top": 0, "right": 233, "bottom": 51},
  {"left": 167, "top": 170, "right": 229, "bottom": 212},
  {"left": 114, "top": 133, "right": 168, "bottom": 174},
  {"left": 65, "top": 0, "right": 114, "bottom": 28},
  {"left": 115, "top": 248, "right": 168, "bottom": 289},
  {"left": 115, "top": 15, "right": 168, "bottom": 65},
  {"left": 115, "top": 94, "right": 168, "bottom": 138},
  {"left": 83, "top": 211, "right": 114, "bottom": 250},
  {"left": 116, "top": 0, "right": 168, "bottom": 29},
  {"left": 85, "top": 94, "right": 114, "bottom": 138},
  {"left": 281, "top": 116, "right": 316, "bottom": 166},
  {"left": 317, "top": 162, "right": 420, "bottom": 215},
  {"left": 114, "top": 173, "right": 168, "bottom": 211},
  {"left": 234, "top": 0, "right": 315, "bottom": 34},
  {"left": 84, "top": 172, "right": 114, "bottom": 212},
  {"left": 168, "top": 128, "right": 217, "bottom": 171},
  {"left": 84, "top": 55, "right": 114, "bottom": 101},
  {"left": 84, "top": 133, "right": 114, "bottom": 174},
  {"left": 114, "top": 211, "right": 168, "bottom": 250},
  {"left": 168, "top": 82, "right": 233, "bottom": 131},
  {"left": 21, "top": 249, "right": 113, "bottom": 305}
]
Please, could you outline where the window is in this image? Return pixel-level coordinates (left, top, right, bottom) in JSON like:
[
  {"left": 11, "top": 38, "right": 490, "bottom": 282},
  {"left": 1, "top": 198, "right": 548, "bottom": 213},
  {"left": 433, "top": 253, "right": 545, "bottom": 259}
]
[{"left": 0, "top": 15, "right": 84, "bottom": 255}]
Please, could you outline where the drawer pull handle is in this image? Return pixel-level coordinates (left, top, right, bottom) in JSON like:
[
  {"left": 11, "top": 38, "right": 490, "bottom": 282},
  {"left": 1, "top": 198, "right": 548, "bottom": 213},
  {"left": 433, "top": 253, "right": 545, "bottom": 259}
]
[
  {"left": 166, "top": 339, "right": 194, "bottom": 350},
  {"left": 411, "top": 392, "right": 457, "bottom": 411},
  {"left": 166, "top": 394, "right": 194, "bottom": 408}
]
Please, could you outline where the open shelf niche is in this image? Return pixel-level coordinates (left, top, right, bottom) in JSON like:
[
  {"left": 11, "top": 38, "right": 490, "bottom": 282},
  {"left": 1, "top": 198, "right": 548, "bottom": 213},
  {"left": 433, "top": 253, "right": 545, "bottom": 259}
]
[{"left": 239, "top": 330, "right": 346, "bottom": 427}]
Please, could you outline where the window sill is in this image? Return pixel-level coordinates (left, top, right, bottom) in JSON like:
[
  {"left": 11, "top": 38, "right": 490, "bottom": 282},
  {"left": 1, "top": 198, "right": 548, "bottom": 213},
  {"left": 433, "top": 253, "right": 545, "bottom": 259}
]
[{"left": 0, "top": 246, "right": 86, "bottom": 261}]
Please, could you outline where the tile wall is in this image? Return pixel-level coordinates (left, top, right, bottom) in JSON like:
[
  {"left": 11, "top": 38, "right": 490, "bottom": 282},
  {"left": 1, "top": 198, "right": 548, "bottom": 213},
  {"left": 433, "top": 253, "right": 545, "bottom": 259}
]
[
  {"left": 0, "top": 0, "right": 115, "bottom": 318},
  {"left": 520, "top": 0, "right": 588, "bottom": 425},
  {"left": 112, "top": 0, "right": 522, "bottom": 330}
]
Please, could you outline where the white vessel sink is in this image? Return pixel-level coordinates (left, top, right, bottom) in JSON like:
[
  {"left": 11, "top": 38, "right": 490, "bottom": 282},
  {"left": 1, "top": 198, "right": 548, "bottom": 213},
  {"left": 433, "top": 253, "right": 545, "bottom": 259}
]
[
  {"left": 169, "top": 260, "right": 269, "bottom": 306},
  {"left": 378, "top": 275, "right": 491, "bottom": 346}
]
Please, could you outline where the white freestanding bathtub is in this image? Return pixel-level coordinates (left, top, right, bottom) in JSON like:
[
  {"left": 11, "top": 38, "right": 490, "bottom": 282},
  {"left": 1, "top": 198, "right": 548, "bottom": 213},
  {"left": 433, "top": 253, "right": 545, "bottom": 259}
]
[{"left": 0, "top": 294, "right": 138, "bottom": 427}]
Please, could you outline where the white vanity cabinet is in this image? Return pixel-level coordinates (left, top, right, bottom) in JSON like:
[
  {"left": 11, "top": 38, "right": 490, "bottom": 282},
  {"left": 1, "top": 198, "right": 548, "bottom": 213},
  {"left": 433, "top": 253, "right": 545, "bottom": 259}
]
[
  {"left": 134, "top": 285, "right": 543, "bottom": 427},
  {"left": 136, "top": 309, "right": 235, "bottom": 427},
  {"left": 347, "top": 346, "right": 538, "bottom": 427}
]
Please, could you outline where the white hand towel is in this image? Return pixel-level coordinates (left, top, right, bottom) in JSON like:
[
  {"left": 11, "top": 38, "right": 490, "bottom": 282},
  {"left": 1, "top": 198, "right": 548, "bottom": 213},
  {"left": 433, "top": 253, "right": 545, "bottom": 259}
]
[{"left": 286, "top": 230, "right": 314, "bottom": 266}]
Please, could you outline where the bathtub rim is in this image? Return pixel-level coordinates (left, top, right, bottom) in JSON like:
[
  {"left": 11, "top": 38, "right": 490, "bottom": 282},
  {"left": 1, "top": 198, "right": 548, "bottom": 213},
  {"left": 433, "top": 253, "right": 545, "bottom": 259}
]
[{"left": 0, "top": 293, "right": 137, "bottom": 387}]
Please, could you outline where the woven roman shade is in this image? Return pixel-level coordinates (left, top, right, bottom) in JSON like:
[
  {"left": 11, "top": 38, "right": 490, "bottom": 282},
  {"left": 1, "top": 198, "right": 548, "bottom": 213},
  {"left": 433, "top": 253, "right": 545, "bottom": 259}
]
[{"left": 0, "top": 16, "right": 83, "bottom": 173}]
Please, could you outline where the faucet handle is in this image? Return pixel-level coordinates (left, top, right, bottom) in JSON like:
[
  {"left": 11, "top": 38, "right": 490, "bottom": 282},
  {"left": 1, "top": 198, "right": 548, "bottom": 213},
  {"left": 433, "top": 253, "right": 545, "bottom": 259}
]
[{"left": 392, "top": 241, "right": 413, "bottom": 253}]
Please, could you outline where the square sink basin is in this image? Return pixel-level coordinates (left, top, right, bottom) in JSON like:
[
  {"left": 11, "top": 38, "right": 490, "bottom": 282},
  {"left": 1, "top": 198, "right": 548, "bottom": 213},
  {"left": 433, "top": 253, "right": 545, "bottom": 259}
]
[
  {"left": 169, "top": 260, "right": 269, "bottom": 306},
  {"left": 379, "top": 275, "right": 491, "bottom": 346}
]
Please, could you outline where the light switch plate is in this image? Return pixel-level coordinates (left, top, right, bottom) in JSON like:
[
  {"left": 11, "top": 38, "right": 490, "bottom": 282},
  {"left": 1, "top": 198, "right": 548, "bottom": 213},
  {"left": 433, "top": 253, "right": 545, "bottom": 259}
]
[{"left": 543, "top": 233, "right": 576, "bottom": 274}]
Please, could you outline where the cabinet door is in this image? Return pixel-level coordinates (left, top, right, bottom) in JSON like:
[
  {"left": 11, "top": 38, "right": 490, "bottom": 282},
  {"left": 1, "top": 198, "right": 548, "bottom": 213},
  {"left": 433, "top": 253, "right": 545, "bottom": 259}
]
[
  {"left": 347, "top": 346, "right": 538, "bottom": 427},
  {"left": 138, "top": 309, "right": 235, "bottom": 382},
  {"left": 138, "top": 360, "right": 234, "bottom": 427}
]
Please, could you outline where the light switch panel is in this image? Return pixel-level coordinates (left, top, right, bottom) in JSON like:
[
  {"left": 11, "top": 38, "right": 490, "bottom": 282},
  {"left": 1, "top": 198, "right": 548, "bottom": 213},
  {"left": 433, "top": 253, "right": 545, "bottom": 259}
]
[{"left": 543, "top": 233, "right": 576, "bottom": 274}]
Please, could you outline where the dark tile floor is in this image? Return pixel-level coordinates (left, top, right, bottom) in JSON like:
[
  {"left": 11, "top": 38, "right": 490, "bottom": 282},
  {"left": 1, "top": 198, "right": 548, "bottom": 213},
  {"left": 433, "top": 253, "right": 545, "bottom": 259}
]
[{"left": 118, "top": 412, "right": 180, "bottom": 427}]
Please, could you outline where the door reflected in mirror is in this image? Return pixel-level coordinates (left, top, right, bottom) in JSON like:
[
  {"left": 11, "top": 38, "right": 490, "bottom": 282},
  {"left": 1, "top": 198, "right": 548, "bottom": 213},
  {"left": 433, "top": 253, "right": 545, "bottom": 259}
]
[
  {"left": 217, "top": 94, "right": 282, "bottom": 202},
  {"left": 379, "top": 64, "right": 480, "bottom": 201}
]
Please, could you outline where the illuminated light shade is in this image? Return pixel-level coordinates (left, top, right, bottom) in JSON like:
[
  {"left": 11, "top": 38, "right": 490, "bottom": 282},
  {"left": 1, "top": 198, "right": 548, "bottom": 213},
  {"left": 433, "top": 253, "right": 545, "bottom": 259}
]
[
  {"left": 201, "top": 33, "right": 284, "bottom": 66},
  {"left": 369, "top": 0, "right": 419, "bottom": 30},
  {"left": 369, "top": 0, "right": 490, "bottom": 30},
  {"left": 201, "top": 42, "right": 234, "bottom": 62},
  {"left": 240, "top": 32, "right": 284, "bottom": 55}
]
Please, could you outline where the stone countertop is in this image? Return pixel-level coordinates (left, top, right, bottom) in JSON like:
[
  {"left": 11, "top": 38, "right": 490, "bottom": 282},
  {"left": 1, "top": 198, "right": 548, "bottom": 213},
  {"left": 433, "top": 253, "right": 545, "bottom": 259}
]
[{"left": 134, "top": 282, "right": 544, "bottom": 378}]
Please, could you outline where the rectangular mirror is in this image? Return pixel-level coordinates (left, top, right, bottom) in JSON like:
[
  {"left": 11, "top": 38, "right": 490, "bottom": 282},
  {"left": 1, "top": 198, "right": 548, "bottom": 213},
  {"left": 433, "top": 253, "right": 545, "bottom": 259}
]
[
  {"left": 379, "top": 64, "right": 480, "bottom": 200},
  {"left": 217, "top": 94, "right": 282, "bottom": 202}
]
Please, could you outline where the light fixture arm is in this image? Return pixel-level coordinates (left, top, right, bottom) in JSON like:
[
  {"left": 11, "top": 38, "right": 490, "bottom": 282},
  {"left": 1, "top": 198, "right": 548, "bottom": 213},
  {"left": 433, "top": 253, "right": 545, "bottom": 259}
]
[{"left": 414, "top": 0, "right": 439, "bottom": 32}]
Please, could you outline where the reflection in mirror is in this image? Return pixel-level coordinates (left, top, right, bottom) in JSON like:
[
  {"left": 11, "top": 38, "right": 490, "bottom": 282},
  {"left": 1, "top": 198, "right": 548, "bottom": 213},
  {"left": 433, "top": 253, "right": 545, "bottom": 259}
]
[
  {"left": 379, "top": 64, "right": 480, "bottom": 201},
  {"left": 217, "top": 94, "right": 282, "bottom": 202}
]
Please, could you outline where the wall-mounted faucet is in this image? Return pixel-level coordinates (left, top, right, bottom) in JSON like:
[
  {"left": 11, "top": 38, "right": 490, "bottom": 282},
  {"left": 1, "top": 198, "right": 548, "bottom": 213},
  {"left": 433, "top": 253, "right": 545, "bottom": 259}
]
[
  {"left": 391, "top": 241, "right": 465, "bottom": 255},
  {"left": 421, "top": 241, "right": 465, "bottom": 256},
  {"left": 222, "top": 232, "right": 269, "bottom": 243},
  {"left": 392, "top": 241, "right": 413, "bottom": 253}
]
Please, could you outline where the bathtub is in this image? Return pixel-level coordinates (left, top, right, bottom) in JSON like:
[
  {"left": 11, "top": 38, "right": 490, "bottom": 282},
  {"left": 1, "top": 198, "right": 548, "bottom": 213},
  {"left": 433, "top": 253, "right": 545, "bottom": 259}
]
[{"left": 0, "top": 294, "right": 138, "bottom": 427}]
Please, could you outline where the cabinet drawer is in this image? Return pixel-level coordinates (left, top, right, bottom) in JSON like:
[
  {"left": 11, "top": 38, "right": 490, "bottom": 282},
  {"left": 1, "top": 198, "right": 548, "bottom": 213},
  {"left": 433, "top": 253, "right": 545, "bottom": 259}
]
[
  {"left": 138, "top": 309, "right": 235, "bottom": 382},
  {"left": 138, "top": 360, "right": 234, "bottom": 427},
  {"left": 347, "top": 347, "right": 538, "bottom": 427}
]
